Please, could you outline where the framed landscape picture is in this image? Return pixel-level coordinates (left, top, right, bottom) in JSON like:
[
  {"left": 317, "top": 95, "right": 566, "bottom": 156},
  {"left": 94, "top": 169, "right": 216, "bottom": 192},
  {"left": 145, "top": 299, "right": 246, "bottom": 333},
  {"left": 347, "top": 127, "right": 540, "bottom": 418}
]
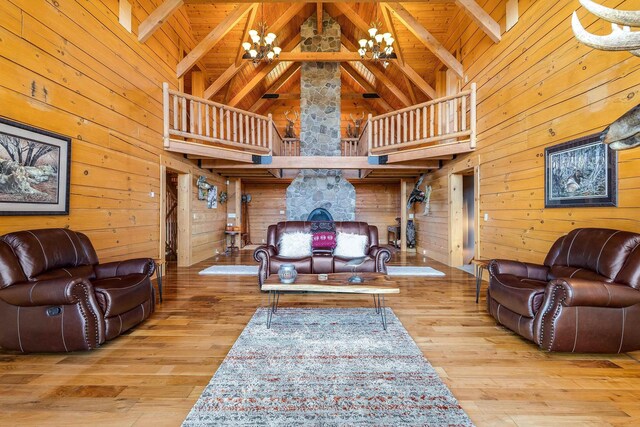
[
  {"left": 0, "top": 118, "right": 71, "bottom": 215},
  {"left": 545, "top": 134, "right": 617, "bottom": 208}
]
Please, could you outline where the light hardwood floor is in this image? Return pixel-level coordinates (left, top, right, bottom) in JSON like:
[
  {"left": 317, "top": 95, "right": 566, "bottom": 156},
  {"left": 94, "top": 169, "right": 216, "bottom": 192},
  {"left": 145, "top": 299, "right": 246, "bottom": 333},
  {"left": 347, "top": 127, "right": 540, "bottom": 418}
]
[{"left": 1, "top": 251, "right": 639, "bottom": 426}]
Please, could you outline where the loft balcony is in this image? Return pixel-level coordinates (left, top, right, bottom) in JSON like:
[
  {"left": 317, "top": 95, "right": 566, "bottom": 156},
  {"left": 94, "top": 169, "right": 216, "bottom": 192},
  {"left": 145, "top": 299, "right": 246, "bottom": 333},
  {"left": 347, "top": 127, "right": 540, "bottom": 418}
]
[{"left": 162, "top": 83, "right": 476, "bottom": 179}]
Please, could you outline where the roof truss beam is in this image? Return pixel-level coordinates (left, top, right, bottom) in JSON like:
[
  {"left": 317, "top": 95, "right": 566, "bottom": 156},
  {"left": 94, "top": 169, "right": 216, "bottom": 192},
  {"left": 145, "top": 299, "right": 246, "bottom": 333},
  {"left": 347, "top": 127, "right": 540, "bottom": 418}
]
[
  {"left": 139, "top": 0, "right": 184, "bottom": 43},
  {"left": 455, "top": 0, "right": 501, "bottom": 43}
]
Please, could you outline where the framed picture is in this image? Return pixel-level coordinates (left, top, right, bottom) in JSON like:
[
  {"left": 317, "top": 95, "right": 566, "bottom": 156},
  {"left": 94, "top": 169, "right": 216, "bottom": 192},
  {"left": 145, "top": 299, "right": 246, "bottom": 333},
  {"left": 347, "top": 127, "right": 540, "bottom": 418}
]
[
  {"left": 0, "top": 118, "right": 71, "bottom": 215},
  {"left": 545, "top": 134, "right": 617, "bottom": 208}
]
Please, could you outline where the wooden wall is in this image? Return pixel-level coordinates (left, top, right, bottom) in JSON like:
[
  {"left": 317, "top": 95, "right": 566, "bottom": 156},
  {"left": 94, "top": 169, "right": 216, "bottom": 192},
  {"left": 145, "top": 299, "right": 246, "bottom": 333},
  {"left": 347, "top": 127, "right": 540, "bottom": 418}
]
[
  {"left": 415, "top": 0, "right": 640, "bottom": 265},
  {"left": 244, "top": 181, "right": 400, "bottom": 244},
  {"left": 0, "top": 0, "right": 225, "bottom": 264}
]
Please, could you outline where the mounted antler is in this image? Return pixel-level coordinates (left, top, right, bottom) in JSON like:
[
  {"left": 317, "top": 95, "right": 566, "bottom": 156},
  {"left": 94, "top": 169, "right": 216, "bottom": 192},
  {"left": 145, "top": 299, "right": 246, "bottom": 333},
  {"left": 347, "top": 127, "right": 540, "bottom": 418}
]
[
  {"left": 572, "top": 0, "right": 640, "bottom": 56},
  {"left": 283, "top": 110, "right": 299, "bottom": 138}
]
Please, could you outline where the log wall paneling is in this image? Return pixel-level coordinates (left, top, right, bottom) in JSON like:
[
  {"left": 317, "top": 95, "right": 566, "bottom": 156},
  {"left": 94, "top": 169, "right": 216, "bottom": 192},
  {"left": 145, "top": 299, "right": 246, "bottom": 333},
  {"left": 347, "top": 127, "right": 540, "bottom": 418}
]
[
  {"left": 415, "top": 0, "right": 640, "bottom": 266},
  {"left": 0, "top": 0, "right": 223, "bottom": 265}
]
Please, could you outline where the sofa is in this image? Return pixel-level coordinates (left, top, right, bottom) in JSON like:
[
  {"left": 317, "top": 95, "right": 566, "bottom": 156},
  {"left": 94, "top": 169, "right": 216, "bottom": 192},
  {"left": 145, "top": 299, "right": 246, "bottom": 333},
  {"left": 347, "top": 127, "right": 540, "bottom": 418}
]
[
  {"left": 487, "top": 228, "right": 640, "bottom": 353},
  {"left": 0, "top": 228, "right": 156, "bottom": 353},
  {"left": 254, "top": 221, "right": 391, "bottom": 287}
]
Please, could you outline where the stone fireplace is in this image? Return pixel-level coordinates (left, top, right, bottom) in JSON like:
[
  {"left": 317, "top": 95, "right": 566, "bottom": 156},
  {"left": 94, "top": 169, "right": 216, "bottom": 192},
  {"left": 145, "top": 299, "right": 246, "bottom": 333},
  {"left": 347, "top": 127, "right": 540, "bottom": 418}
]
[{"left": 286, "top": 12, "right": 356, "bottom": 221}]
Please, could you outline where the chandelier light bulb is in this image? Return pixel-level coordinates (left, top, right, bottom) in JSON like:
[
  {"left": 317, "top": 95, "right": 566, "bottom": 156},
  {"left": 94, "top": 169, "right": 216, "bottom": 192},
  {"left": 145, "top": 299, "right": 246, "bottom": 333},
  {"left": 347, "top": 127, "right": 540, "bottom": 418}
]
[
  {"left": 375, "top": 34, "right": 384, "bottom": 44},
  {"left": 367, "top": 39, "right": 374, "bottom": 48},
  {"left": 249, "top": 49, "right": 258, "bottom": 58},
  {"left": 266, "top": 51, "right": 274, "bottom": 60},
  {"left": 358, "top": 48, "right": 366, "bottom": 57},
  {"left": 386, "top": 37, "right": 395, "bottom": 46},
  {"left": 242, "top": 42, "right": 251, "bottom": 51},
  {"left": 368, "top": 27, "right": 378, "bottom": 38},
  {"left": 273, "top": 46, "right": 282, "bottom": 56},
  {"left": 248, "top": 29, "right": 258, "bottom": 38},
  {"left": 358, "top": 39, "right": 367, "bottom": 48},
  {"left": 267, "top": 33, "right": 276, "bottom": 41},
  {"left": 382, "top": 32, "right": 392, "bottom": 41}
]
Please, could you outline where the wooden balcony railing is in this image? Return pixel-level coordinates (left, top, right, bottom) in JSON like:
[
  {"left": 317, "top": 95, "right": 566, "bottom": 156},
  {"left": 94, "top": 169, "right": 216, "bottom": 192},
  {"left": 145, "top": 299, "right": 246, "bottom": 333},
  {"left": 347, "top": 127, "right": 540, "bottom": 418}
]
[
  {"left": 163, "top": 83, "right": 272, "bottom": 155},
  {"left": 369, "top": 83, "right": 476, "bottom": 155}
]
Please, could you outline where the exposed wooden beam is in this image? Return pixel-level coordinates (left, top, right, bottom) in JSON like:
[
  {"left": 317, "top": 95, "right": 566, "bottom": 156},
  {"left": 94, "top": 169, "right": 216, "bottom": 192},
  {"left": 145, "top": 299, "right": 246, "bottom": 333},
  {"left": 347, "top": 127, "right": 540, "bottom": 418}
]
[
  {"left": 201, "top": 157, "right": 440, "bottom": 169},
  {"left": 250, "top": 63, "right": 301, "bottom": 112},
  {"left": 330, "top": 2, "right": 435, "bottom": 99},
  {"left": 384, "top": 2, "right": 464, "bottom": 79},
  {"left": 455, "top": 0, "right": 501, "bottom": 43},
  {"left": 185, "top": 0, "right": 454, "bottom": 3},
  {"left": 340, "top": 63, "right": 392, "bottom": 111},
  {"left": 165, "top": 140, "right": 256, "bottom": 163},
  {"left": 386, "top": 141, "right": 474, "bottom": 163},
  {"left": 235, "top": 4, "right": 259, "bottom": 66},
  {"left": 177, "top": 3, "right": 255, "bottom": 77},
  {"left": 266, "top": 92, "right": 383, "bottom": 101},
  {"left": 228, "top": 35, "right": 301, "bottom": 107},
  {"left": 381, "top": 5, "right": 404, "bottom": 66},
  {"left": 278, "top": 51, "right": 362, "bottom": 61},
  {"left": 267, "top": 169, "right": 282, "bottom": 178},
  {"left": 202, "top": 2, "right": 308, "bottom": 99},
  {"left": 317, "top": 3, "right": 323, "bottom": 34},
  {"left": 138, "top": 0, "right": 184, "bottom": 43}
]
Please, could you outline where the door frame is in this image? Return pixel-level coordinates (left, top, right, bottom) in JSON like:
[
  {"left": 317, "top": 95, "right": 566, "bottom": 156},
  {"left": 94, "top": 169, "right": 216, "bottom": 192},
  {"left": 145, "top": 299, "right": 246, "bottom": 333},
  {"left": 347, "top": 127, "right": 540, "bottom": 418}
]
[
  {"left": 449, "top": 157, "right": 481, "bottom": 266},
  {"left": 160, "top": 155, "right": 192, "bottom": 267}
]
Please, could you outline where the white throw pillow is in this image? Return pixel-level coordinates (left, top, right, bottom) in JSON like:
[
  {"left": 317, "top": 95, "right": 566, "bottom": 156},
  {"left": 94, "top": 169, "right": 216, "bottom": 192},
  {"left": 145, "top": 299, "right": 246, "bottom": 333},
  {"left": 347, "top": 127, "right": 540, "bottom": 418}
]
[
  {"left": 334, "top": 232, "right": 368, "bottom": 258},
  {"left": 278, "top": 232, "right": 312, "bottom": 258}
]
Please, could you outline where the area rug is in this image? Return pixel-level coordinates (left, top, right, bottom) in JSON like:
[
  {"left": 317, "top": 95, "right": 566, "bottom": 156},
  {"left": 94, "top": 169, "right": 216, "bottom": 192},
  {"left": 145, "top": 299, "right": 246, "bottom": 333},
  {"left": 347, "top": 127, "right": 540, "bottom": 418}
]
[
  {"left": 387, "top": 266, "right": 445, "bottom": 277},
  {"left": 182, "top": 308, "right": 473, "bottom": 426},
  {"left": 198, "top": 265, "right": 445, "bottom": 277},
  {"left": 198, "top": 265, "right": 258, "bottom": 275}
]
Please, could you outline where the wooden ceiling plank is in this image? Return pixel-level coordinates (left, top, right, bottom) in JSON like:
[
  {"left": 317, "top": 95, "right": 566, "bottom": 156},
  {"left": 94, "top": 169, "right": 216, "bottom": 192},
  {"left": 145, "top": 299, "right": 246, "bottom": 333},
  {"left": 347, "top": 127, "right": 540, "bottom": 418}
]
[
  {"left": 384, "top": 2, "right": 464, "bottom": 79},
  {"left": 228, "top": 35, "right": 301, "bottom": 107},
  {"left": 341, "top": 64, "right": 392, "bottom": 111},
  {"left": 177, "top": 3, "right": 255, "bottom": 77},
  {"left": 250, "top": 64, "right": 301, "bottom": 112},
  {"left": 341, "top": 39, "right": 411, "bottom": 107},
  {"left": 331, "top": 3, "right": 435, "bottom": 99},
  {"left": 202, "top": 2, "right": 308, "bottom": 99},
  {"left": 317, "top": 3, "right": 323, "bottom": 34},
  {"left": 138, "top": 0, "right": 184, "bottom": 43},
  {"left": 235, "top": 4, "right": 259, "bottom": 66},
  {"left": 455, "top": 0, "right": 501, "bottom": 43}
]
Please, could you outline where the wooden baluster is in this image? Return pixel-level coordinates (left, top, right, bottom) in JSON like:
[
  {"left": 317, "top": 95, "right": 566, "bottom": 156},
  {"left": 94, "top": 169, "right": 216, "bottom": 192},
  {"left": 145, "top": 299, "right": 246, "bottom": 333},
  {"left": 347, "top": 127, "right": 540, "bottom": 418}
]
[
  {"left": 445, "top": 100, "right": 450, "bottom": 135},
  {"left": 374, "top": 120, "right": 378, "bottom": 148},
  {"left": 205, "top": 105, "right": 210, "bottom": 137},
  {"left": 385, "top": 117, "right": 390, "bottom": 146},
  {"left": 239, "top": 113, "right": 244, "bottom": 143},
  {"left": 250, "top": 117, "right": 255, "bottom": 145},
  {"left": 396, "top": 114, "right": 401, "bottom": 144},
  {"left": 181, "top": 97, "right": 187, "bottom": 132},
  {"left": 226, "top": 110, "right": 231, "bottom": 141},
  {"left": 244, "top": 116, "right": 249, "bottom": 145},
  {"left": 423, "top": 106, "right": 427, "bottom": 139},
  {"left": 429, "top": 104, "right": 436, "bottom": 137},
  {"left": 173, "top": 95, "right": 178, "bottom": 130},
  {"left": 197, "top": 102, "right": 203, "bottom": 136},
  {"left": 189, "top": 100, "right": 195, "bottom": 134},
  {"left": 219, "top": 108, "right": 224, "bottom": 140},
  {"left": 409, "top": 110, "right": 414, "bottom": 142},
  {"left": 461, "top": 95, "right": 467, "bottom": 131},
  {"left": 453, "top": 98, "right": 459, "bottom": 133},
  {"left": 262, "top": 120, "right": 267, "bottom": 147},
  {"left": 212, "top": 106, "right": 217, "bottom": 139},
  {"left": 415, "top": 109, "right": 420, "bottom": 141},
  {"left": 233, "top": 112, "right": 238, "bottom": 142},
  {"left": 403, "top": 112, "right": 408, "bottom": 143}
]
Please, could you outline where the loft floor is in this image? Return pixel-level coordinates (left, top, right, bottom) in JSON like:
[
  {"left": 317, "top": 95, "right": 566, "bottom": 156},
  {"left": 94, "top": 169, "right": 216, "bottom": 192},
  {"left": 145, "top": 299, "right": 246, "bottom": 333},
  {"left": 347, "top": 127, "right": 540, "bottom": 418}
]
[{"left": 0, "top": 252, "right": 639, "bottom": 426}]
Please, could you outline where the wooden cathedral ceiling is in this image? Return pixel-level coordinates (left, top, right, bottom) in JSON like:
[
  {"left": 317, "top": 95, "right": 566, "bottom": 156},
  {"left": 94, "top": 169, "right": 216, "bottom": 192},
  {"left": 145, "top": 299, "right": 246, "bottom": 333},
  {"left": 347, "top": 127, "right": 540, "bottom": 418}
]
[{"left": 168, "top": 1, "right": 492, "bottom": 113}]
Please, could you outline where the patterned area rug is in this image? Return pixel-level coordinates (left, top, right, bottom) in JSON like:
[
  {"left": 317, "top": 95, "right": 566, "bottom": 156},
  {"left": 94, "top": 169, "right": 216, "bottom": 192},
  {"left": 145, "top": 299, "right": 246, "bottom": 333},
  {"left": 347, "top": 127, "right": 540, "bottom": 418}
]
[
  {"left": 182, "top": 308, "right": 473, "bottom": 426},
  {"left": 199, "top": 265, "right": 445, "bottom": 277}
]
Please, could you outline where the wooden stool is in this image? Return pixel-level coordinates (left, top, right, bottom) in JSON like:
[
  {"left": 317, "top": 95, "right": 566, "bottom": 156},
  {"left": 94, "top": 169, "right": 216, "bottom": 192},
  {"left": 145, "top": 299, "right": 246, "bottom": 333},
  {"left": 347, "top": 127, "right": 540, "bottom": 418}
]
[
  {"left": 470, "top": 258, "right": 491, "bottom": 304},
  {"left": 154, "top": 259, "right": 165, "bottom": 303}
]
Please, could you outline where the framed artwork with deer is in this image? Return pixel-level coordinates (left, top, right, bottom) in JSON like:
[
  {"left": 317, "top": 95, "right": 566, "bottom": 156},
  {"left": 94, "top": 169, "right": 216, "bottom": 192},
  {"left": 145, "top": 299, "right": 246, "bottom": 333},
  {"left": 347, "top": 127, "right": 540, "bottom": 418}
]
[
  {"left": 0, "top": 118, "right": 71, "bottom": 216},
  {"left": 544, "top": 134, "right": 617, "bottom": 208}
]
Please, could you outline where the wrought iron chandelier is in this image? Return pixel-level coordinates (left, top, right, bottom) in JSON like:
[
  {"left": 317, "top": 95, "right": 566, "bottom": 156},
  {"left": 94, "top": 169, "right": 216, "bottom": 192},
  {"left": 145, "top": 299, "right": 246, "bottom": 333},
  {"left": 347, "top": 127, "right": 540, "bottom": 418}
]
[
  {"left": 357, "top": 19, "right": 396, "bottom": 68},
  {"left": 241, "top": 4, "right": 281, "bottom": 63}
]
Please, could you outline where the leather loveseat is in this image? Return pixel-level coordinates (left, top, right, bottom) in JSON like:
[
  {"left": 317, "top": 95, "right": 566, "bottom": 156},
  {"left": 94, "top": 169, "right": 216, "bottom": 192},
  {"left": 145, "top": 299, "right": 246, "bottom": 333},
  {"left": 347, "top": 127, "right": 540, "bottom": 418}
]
[
  {"left": 487, "top": 228, "right": 640, "bottom": 353},
  {"left": 0, "top": 228, "right": 156, "bottom": 353},
  {"left": 254, "top": 221, "right": 391, "bottom": 287}
]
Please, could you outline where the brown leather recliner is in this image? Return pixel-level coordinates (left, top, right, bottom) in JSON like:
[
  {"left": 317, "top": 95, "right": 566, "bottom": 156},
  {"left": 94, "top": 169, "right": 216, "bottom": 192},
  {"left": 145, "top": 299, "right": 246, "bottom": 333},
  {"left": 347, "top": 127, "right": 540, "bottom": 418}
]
[
  {"left": 487, "top": 228, "right": 640, "bottom": 353},
  {"left": 254, "top": 221, "right": 391, "bottom": 287},
  {"left": 0, "top": 228, "right": 156, "bottom": 353}
]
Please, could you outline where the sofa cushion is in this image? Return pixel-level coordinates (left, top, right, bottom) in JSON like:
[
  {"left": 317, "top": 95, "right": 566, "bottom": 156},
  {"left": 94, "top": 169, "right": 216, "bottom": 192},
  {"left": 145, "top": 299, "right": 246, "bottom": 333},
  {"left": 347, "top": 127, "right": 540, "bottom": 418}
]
[
  {"left": 334, "top": 232, "right": 368, "bottom": 258},
  {"left": 2, "top": 229, "right": 98, "bottom": 279},
  {"left": 269, "top": 256, "right": 312, "bottom": 275},
  {"left": 490, "top": 274, "right": 547, "bottom": 317},
  {"left": 548, "top": 266, "right": 610, "bottom": 283},
  {"left": 93, "top": 273, "right": 152, "bottom": 317},
  {"left": 334, "top": 256, "right": 376, "bottom": 273},
  {"left": 34, "top": 265, "right": 96, "bottom": 282},
  {"left": 312, "top": 232, "right": 336, "bottom": 249},
  {"left": 278, "top": 232, "right": 312, "bottom": 258}
]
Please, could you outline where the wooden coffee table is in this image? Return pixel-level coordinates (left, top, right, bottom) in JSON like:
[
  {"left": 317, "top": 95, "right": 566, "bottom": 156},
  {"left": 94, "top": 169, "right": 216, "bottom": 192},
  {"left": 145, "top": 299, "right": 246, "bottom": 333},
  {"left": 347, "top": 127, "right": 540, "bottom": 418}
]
[{"left": 261, "top": 273, "right": 400, "bottom": 330}]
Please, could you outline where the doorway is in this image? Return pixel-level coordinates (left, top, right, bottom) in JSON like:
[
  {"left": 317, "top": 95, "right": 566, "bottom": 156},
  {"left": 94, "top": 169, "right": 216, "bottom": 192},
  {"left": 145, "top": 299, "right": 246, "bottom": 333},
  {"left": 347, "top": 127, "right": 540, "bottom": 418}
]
[
  {"left": 449, "top": 165, "right": 480, "bottom": 268},
  {"left": 165, "top": 171, "right": 178, "bottom": 261},
  {"left": 462, "top": 174, "right": 475, "bottom": 265}
]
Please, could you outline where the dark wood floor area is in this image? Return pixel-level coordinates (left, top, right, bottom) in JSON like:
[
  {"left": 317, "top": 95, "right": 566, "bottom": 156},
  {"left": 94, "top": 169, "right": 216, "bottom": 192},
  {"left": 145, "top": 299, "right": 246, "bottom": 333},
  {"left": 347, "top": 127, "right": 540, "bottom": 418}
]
[{"left": 1, "top": 250, "right": 639, "bottom": 426}]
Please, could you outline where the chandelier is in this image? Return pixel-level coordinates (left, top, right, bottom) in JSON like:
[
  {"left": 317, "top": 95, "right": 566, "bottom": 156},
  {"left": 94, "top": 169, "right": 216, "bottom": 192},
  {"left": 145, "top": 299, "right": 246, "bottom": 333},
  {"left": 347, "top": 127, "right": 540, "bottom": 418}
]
[
  {"left": 241, "top": 4, "right": 280, "bottom": 63},
  {"left": 357, "top": 22, "right": 396, "bottom": 68}
]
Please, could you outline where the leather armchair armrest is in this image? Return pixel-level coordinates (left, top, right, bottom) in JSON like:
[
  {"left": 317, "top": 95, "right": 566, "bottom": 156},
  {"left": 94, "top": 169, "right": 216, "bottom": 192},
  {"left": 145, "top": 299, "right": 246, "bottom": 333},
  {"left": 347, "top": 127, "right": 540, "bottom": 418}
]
[
  {"left": 489, "top": 259, "right": 549, "bottom": 281},
  {"left": 368, "top": 245, "right": 391, "bottom": 274},
  {"left": 550, "top": 279, "right": 640, "bottom": 308},
  {"left": 0, "top": 277, "right": 92, "bottom": 307},
  {"left": 94, "top": 258, "right": 155, "bottom": 279},
  {"left": 254, "top": 245, "right": 277, "bottom": 288}
]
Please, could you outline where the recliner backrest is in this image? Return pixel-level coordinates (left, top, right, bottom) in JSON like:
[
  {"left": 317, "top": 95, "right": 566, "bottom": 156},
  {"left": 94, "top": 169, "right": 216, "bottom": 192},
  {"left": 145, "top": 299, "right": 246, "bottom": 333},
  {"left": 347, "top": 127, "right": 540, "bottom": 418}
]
[
  {"left": 269, "top": 221, "right": 378, "bottom": 251},
  {"left": 2, "top": 229, "right": 99, "bottom": 280},
  {"left": 0, "top": 241, "right": 28, "bottom": 288},
  {"left": 546, "top": 228, "right": 640, "bottom": 282}
]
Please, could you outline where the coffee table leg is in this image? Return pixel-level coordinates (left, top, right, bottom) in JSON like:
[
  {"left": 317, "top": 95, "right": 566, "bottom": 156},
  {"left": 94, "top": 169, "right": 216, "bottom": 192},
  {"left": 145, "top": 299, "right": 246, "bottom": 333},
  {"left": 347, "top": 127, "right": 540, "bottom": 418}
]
[
  {"left": 373, "top": 294, "right": 380, "bottom": 314},
  {"left": 273, "top": 292, "right": 280, "bottom": 313},
  {"left": 266, "top": 291, "right": 275, "bottom": 329},
  {"left": 378, "top": 294, "right": 388, "bottom": 330}
]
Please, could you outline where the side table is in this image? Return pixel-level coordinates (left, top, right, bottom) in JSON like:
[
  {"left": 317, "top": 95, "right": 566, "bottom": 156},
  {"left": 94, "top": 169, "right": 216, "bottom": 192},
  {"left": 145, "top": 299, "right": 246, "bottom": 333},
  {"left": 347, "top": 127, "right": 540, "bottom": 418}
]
[
  {"left": 154, "top": 259, "right": 165, "bottom": 303},
  {"left": 470, "top": 258, "right": 491, "bottom": 304},
  {"left": 224, "top": 231, "right": 240, "bottom": 255}
]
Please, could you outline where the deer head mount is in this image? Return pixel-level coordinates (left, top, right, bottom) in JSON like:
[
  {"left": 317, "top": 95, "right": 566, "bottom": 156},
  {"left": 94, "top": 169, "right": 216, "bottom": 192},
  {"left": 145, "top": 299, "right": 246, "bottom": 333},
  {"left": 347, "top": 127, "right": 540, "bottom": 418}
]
[
  {"left": 572, "top": 0, "right": 640, "bottom": 57},
  {"left": 284, "top": 110, "right": 299, "bottom": 138},
  {"left": 346, "top": 112, "right": 365, "bottom": 138}
]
